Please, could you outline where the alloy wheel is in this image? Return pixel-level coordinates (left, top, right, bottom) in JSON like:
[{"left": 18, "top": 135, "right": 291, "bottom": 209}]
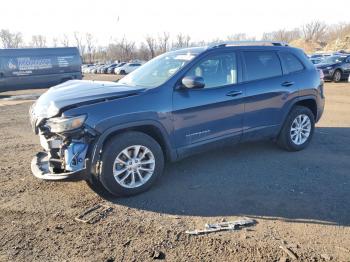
[
  {"left": 290, "top": 114, "right": 311, "bottom": 145},
  {"left": 334, "top": 71, "right": 341, "bottom": 82},
  {"left": 112, "top": 145, "right": 155, "bottom": 188}
]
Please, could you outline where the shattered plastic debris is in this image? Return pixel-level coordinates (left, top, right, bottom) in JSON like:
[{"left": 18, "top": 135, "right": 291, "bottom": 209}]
[{"left": 185, "top": 218, "right": 256, "bottom": 235}]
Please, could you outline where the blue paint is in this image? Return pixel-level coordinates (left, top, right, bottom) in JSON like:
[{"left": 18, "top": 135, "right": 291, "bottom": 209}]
[{"left": 64, "top": 141, "right": 88, "bottom": 172}]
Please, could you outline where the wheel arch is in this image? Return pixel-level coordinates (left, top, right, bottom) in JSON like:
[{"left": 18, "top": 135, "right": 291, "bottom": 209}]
[
  {"left": 294, "top": 98, "right": 317, "bottom": 120},
  {"left": 334, "top": 67, "right": 343, "bottom": 73},
  {"left": 278, "top": 96, "right": 317, "bottom": 136},
  {"left": 89, "top": 121, "right": 176, "bottom": 178}
]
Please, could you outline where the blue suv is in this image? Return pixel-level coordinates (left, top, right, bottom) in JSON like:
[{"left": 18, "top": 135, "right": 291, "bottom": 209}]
[
  {"left": 316, "top": 54, "right": 350, "bottom": 82},
  {"left": 30, "top": 41, "right": 325, "bottom": 196}
]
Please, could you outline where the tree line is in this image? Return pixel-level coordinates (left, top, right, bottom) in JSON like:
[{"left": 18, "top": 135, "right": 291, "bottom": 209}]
[{"left": 1, "top": 21, "right": 350, "bottom": 63}]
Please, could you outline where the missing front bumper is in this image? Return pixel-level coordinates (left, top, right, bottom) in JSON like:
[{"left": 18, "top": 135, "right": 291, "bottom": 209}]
[{"left": 31, "top": 152, "right": 89, "bottom": 181}]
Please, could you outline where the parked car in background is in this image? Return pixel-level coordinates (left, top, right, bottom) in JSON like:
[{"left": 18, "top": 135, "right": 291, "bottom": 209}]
[
  {"left": 316, "top": 55, "right": 350, "bottom": 82},
  {"left": 30, "top": 41, "right": 325, "bottom": 196},
  {"left": 310, "top": 57, "right": 324, "bottom": 64},
  {"left": 101, "top": 63, "right": 119, "bottom": 74},
  {"left": 107, "top": 62, "right": 126, "bottom": 74},
  {"left": 308, "top": 53, "right": 331, "bottom": 65},
  {"left": 0, "top": 47, "right": 82, "bottom": 92},
  {"left": 98, "top": 64, "right": 112, "bottom": 74},
  {"left": 82, "top": 64, "right": 94, "bottom": 74},
  {"left": 114, "top": 62, "right": 142, "bottom": 75},
  {"left": 91, "top": 64, "right": 105, "bottom": 74}
]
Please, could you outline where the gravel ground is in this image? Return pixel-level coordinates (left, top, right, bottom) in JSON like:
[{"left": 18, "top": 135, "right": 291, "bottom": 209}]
[{"left": 0, "top": 77, "right": 349, "bottom": 261}]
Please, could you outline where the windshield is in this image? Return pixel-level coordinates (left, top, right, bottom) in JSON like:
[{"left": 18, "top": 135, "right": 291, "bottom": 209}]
[
  {"left": 118, "top": 52, "right": 197, "bottom": 87},
  {"left": 322, "top": 56, "right": 346, "bottom": 64}
]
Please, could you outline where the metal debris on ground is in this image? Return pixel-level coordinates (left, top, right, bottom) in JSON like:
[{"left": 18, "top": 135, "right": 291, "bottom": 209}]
[
  {"left": 185, "top": 218, "right": 256, "bottom": 235},
  {"left": 75, "top": 203, "right": 113, "bottom": 224},
  {"left": 279, "top": 245, "right": 298, "bottom": 260}
]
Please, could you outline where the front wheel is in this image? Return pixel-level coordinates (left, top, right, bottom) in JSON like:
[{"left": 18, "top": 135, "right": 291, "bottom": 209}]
[
  {"left": 277, "top": 106, "right": 315, "bottom": 151},
  {"left": 333, "top": 69, "right": 342, "bottom": 82},
  {"left": 99, "top": 132, "right": 164, "bottom": 196}
]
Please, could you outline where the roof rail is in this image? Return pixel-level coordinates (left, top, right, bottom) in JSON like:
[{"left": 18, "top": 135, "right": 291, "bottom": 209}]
[{"left": 208, "top": 41, "right": 289, "bottom": 49}]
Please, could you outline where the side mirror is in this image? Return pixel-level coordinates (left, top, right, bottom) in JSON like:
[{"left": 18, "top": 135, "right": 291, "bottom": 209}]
[{"left": 181, "top": 76, "right": 205, "bottom": 89}]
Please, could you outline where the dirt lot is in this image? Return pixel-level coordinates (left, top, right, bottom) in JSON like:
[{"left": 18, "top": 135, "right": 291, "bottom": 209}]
[{"left": 0, "top": 76, "right": 350, "bottom": 261}]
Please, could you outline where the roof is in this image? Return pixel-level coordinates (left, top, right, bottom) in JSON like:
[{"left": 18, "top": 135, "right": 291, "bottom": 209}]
[
  {"left": 208, "top": 41, "right": 289, "bottom": 49},
  {"left": 171, "top": 41, "right": 291, "bottom": 55}
]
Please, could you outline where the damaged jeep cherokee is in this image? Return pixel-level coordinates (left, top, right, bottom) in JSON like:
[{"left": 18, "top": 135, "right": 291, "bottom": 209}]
[{"left": 30, "top": 41, "right": 325, "bottom": 196}]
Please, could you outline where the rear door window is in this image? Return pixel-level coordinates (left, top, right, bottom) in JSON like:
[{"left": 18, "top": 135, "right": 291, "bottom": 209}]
[
  {"left": 279, "top": 52, "right": 304, "bottom": 74},
  {"left": 243, "top": 51, "right": 282, "bottom": 81}
]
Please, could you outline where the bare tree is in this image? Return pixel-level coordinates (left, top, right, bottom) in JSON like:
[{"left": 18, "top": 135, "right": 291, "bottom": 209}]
[
  {"left": 158, "top": 32, "right": 170, "bottom": 54},
  {"left": 61, "top": 34, "right": 70, "bottom": 47},
  {"left": 302, "top": 21, "right": 327, "bottom": 42},
  {"left": 173, "top": 33, "right": 191, "bottom": 49},
  {"left": 120, "top": 38, "right": 136, "bottom": 61},
  {"left": 324, "top": 22, "right": 350, "bottom": 42},
  {"left": 261, "top": 29, "right": 300, "bottom": 42},
  {"left": 145, "top": 35, "right": 157, "bottom": 58},
  {"left": 74, "top": 32, "right": 86, "bottom": 59},
  {"left": 31, "top": 35, "right": 47, "bottom": 47},
  {"left": 227, "top": 33, "right": 255, "bottom": 41},
  {"left": 137, "top": 43, "right": 150, "bottom": 60},
  {"left": 106, "top": 37, "right": 136, "bottom": 62},
  {"left": 52, "top": 37, "right": 58, "bottom": 47},
  {"left": 85, "top": 33, "right": 95, "bottom": 63},
  {"left": 0, "top": 29, "right": 23, "bottom": 48}
]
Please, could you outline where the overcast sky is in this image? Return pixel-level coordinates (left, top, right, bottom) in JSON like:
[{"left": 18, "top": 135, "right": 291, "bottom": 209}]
[{"left": 1, "top": 0, "right": 349, "bottom": 46}]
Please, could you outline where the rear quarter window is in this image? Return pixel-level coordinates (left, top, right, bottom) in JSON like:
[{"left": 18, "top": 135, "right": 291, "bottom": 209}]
[
  {"left": 279, "top": 52, "right": 304, "bottom": 74},
  {"left": 243, "top": 51, "right": 282, "bottom": 81}
]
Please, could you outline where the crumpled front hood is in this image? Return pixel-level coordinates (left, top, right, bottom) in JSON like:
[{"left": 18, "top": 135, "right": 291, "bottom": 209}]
[{"left": 32, "top": 80, "right": 145, "bottom": 118}]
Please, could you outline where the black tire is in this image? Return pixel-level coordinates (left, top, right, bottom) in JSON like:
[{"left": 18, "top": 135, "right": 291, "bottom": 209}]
[
  {"left": 277, "top": 106, "right": 315, "bottom": 151},
  {"left": 333, "top": 69, "right": 342, "bottom": 82},
  {"left": 120, "top": 70, "right": 126, "bottom": 75},
  {"left": 86, "top": 175, "right": 114, "bottom": 198},
  {"left": 99, "top": 131, "right": 164, "bottom": 197}
]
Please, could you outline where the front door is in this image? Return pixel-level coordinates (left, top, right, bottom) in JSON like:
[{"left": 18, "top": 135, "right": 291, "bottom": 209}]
[{"left": 172, "top": 51, "right": 245, "bottom": 149}]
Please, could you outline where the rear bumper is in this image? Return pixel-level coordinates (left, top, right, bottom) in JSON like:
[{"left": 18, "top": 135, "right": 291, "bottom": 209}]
[{"left": 31, "top": 152, "right": 89, "bottom": 181}]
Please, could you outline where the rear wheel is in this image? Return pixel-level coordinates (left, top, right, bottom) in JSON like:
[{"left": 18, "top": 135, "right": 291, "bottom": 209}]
[
  {"left": 277, "top": 106, "right": 315, "bottom": 151},
  {"left": 99, "top": 132, "right": 164, "bottom": 196},
  {"left": 333, "top": 69, "right": 342, "bottom": 82}
]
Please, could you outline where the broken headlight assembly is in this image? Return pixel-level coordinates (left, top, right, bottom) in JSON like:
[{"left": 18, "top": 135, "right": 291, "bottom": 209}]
[{"left": 45, "top": 115, "right": 87, "bottom": 133}]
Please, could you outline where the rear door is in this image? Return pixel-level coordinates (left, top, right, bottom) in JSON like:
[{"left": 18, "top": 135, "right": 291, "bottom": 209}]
[{"left": 240, "top": 50, "right": 299, "bottom": 140}]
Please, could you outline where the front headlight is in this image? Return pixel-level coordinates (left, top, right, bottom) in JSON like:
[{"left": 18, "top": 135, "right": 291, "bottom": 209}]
[
  {"left": 46, "top": 115, "right": 87, "bottom": 133},
  {"left": 326, "top": 66, "right": 333, "bottom": 70}
]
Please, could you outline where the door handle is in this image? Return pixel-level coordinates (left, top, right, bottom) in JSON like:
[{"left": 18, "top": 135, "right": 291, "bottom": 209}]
[
  {"left": 281, "top": 81, "right": 294, "bottom": 87},
  {"left": 226, "top": 90, "right": 242, "bottom": 97}
]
